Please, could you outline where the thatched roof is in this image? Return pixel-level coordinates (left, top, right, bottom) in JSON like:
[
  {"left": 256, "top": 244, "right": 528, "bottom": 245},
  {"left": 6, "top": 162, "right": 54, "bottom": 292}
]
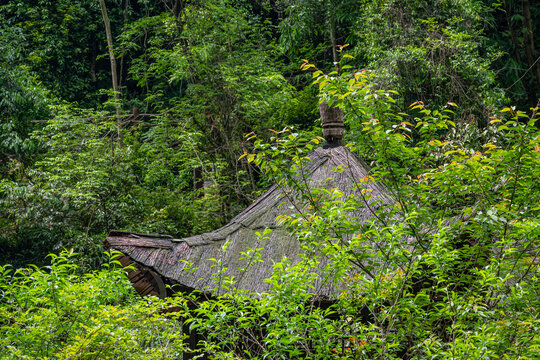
[{"left": 105, "top": 145, "right": 393, "bottom": 299}]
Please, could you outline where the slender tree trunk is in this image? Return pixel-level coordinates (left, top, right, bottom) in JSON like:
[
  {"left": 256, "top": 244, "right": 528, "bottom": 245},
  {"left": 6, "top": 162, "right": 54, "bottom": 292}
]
[
  {"left": 90, "top": 41, "right": 97, "bottom": 82},
  {"left": 161, "top": 0, "right": 185, "bottom": 38},
  {"left": 504, "top": 0, "right": 522, "bottom": 64},
  {"left": 118, "top": 0, "right": 130, "bottom": 90},
  {"left": 522, "top": 0, "right": 540, "bottom": 101},
  {"left": 327, "top": 1, "right": 339, "bottom": 72},
  {"left": 99, "top": 0, "right": 123, "bottom": 145}
]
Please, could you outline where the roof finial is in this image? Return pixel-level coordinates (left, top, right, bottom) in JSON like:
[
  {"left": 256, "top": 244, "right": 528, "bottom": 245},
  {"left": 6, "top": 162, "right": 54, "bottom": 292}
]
[{"left": 319, "top": 101, "right": 344, "bottom": 145}]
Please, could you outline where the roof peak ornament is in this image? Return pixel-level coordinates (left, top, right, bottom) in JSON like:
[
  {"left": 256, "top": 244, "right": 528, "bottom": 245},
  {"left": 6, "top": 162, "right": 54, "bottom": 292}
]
[{"left": 319, "top": 101, "right": 344, "bottom": 145}]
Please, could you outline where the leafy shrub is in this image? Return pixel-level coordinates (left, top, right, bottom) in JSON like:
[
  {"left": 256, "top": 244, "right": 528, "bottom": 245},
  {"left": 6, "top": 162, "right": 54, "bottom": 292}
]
[
  {"left": 179, "top": 61, "right": 540, "bottom": 359},
  {"left": 0, "top": 250, "right": 187, "bottom": 359}
]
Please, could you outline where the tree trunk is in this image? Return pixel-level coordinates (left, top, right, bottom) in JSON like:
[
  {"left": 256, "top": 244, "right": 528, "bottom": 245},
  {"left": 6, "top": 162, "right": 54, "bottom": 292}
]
[
  {"left": 504, "top": 0, "right": 522, "bottom": 64},
  {"left": 522, "top": 0, "right": 540, "bottom": 101},
  {"left": 90, "top": 41, "right": 97, "bottom": 82},
  {"left": 328, "top": 1, "right": 339, "bottom": 72},
  {"left": 161, "top": 0, "right": 185, "bottom": 38},
  {"left": 118, "top": 0, "right": 130, "bottom": 90},
  {"left": 99, "top": 0, "right": 123, "bottom": 145}
]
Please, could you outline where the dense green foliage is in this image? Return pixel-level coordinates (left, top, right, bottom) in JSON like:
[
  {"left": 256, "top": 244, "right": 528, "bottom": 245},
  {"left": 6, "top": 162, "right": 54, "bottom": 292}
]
[
  {"left": 1, "top": 0, "right": 539, "bottom": 358},
  {"left": 355, "top": 0, "right": 504, "bottom": 115},
  {"left": 179, "top": 63, "right": 539, "bottom": 358},
  {"left": 0, "top": 250, "right": 187, "bottom": 358}
]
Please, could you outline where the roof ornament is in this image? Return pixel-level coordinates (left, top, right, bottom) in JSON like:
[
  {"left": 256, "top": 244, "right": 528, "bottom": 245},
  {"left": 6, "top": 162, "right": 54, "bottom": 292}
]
[{"left": 319, "top": 101, "right": 344, "bottom": 146}]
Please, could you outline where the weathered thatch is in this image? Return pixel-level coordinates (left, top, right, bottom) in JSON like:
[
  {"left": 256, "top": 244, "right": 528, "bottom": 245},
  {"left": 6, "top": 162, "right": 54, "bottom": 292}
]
[{"left": 105, "top": 145, "right": 393, "bottom": 299}]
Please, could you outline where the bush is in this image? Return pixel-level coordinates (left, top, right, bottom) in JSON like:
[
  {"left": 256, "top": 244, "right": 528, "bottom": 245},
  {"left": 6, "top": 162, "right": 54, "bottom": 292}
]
[
  {"left": 0, "top": 250, "right": 187, "bottom": 359},
  {"left": 180, "top": 62, "right": 540, "bottom": 359}
]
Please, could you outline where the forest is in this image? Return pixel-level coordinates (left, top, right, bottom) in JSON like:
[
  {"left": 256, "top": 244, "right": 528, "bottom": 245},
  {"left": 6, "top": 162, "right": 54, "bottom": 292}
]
[{"left": 0, "top": 0, "right": 539, "bottom": 358}]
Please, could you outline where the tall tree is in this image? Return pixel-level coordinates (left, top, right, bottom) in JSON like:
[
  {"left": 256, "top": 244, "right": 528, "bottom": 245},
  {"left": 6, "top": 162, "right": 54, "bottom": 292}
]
[
  {"left": 0, "top": 0, "right": 106, "bottom": 103},
  {"left": 521, "top": 0, "right": 540, "bottom": 100},
  {"left": 99, "top": 0, "right": 122, "bottom": 145},
  {"left": 487, "top": 0, "right": 540, "bottom": 107},
  {"left": 356, "top": 0, "right": 504, "bottom": 117},
  {"left": 279, "top": 0, "right": 361, "bottom": 71},
  {"left": 0, "top": 21, "right": 50, "bottom": 177}
]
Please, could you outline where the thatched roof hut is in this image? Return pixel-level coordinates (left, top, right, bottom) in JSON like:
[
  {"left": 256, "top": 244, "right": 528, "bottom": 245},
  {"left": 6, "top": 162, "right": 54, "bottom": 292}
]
[{"left": 105, "top": 143, "right": 393, "bottom": 299}]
